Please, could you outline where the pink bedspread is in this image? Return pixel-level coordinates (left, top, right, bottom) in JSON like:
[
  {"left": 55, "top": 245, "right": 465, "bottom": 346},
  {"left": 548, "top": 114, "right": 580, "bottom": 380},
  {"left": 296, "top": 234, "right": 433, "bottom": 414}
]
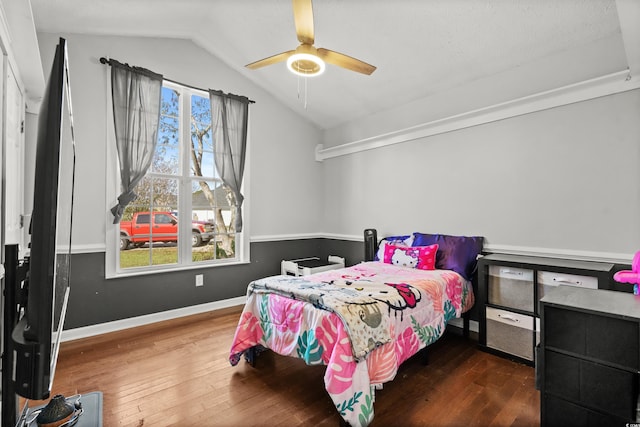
[{"left": 229, "top": 262, "right": 474, "bottom": 426}]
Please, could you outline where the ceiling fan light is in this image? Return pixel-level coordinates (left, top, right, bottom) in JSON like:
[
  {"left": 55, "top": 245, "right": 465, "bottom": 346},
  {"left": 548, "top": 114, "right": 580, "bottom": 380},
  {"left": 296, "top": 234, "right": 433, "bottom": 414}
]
[{"left": 287, "top": 53, "right": 325, "bottom": 77}]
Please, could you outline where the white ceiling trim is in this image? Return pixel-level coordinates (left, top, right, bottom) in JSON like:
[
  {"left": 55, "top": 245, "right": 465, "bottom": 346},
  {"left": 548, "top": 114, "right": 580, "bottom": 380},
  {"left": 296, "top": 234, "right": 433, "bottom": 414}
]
[
  {"left": 315, "top": 70, "right": 640, "bottom": 161},
  {"left": 255, "top": 232, "right": 634, "bottom": 264}
]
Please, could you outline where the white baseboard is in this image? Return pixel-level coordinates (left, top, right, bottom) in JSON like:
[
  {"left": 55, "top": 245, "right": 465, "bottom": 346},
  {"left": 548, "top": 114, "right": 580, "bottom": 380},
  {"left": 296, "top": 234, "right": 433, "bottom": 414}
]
[{"left": 61, "top": 296, "right": 246, "bottom": 342}]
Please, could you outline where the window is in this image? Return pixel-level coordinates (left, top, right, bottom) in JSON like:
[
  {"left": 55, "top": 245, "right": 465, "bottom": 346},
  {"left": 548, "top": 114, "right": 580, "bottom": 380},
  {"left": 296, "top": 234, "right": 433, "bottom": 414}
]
[{"left": 107, "top": 81, "right": 249, "bottom": 277}]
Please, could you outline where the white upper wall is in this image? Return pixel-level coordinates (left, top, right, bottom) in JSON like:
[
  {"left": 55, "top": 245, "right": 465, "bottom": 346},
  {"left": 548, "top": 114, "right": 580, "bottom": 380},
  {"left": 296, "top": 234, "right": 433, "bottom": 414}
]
[
  {"left": 34, "top": 33, "right": 324, "bottom": 249},
  {"left": 322, "top": 88, "right": 640, "bottom": 261}
]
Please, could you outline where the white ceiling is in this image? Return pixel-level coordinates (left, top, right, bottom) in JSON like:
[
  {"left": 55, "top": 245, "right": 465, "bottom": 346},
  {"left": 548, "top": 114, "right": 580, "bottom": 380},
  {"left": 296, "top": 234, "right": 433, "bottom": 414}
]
[{"left": 28, "top": 0, "right": 634, "bottom": 130}]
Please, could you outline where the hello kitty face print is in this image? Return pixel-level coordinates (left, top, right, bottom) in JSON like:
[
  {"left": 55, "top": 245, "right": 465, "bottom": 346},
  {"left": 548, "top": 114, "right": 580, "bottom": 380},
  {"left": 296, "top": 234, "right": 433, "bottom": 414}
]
[{"left": 383, "top": 243, "right": 438, "bottom": 271}]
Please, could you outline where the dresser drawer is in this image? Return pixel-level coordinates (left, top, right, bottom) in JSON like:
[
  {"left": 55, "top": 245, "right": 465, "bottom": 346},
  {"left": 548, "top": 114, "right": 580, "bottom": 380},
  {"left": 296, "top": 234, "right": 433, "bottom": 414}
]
[
  {"left": 537, "top": 270, "right": 598, "bottom": 302},
  {"left": 488, "top": 265, "right": 534, "bottom": 311},
  {"left": 544, "top": 350, "right": 639, "bottom": 420},
  {"left": 544, "top": 394, "right": 633, "bottom": 427},
  {"left": 486, "top": 307, "right": 535, "bottom": 361},
  {"left": 544, "top": 305, "right": 640, "bottom": 370}
]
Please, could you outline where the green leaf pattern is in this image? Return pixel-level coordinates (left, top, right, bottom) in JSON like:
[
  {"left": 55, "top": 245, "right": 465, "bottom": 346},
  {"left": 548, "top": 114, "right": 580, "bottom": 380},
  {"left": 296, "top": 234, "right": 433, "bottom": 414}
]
[
  {"left": 258, "top": 294, "right": 272, "bottom": 342},
  {"left": 296, "top": 329, "right": 323, "bottom": 364},
  {"left": 335, "top": 389, "right": 375, "bottom": 427},
  {"left": 358, "top": 391, "right": 374, "bottom": 426},
  {"left": 410, "top": 315, "right": 442, "bottom": 346},
  {"left": 443, "top": 300, "right": 456, "bottom": 323},
  {"left": 336, "top": 391, "right": 362, "bottom": 416}
]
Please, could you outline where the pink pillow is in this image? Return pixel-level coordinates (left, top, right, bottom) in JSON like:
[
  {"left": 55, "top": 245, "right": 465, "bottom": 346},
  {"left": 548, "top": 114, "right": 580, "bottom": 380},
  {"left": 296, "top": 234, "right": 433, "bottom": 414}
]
[{"left": 383, "top": 243, "right": 438, "bottom": 270}]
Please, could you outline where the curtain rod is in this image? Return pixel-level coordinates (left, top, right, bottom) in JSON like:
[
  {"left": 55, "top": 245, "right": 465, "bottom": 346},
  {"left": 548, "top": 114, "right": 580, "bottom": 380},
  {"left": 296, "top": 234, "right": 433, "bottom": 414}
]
[{"left": 99, "top": 57, "right": 255, "bottom": 104}]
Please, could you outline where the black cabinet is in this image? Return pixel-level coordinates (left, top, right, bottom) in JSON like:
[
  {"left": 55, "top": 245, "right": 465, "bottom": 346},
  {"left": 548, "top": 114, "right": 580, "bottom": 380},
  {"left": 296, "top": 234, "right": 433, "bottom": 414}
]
[
  {"left": 477, "top": 254, "right": 615, "bottom": 365},
  {"left": 540, "top": 286, "right": 640, "bottom": 425}
]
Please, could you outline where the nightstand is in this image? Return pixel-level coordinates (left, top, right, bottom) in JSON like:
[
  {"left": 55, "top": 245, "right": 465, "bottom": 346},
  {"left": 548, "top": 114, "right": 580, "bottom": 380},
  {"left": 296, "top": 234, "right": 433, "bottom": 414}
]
[{"left": 281, "top": 256, "right": 345, "bottom": 276}]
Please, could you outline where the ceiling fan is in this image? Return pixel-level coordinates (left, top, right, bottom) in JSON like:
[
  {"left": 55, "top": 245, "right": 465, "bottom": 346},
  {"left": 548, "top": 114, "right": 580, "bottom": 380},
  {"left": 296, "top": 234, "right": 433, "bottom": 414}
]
[{"left": 245, "top": 0, "right": 376, "bottom": 77}]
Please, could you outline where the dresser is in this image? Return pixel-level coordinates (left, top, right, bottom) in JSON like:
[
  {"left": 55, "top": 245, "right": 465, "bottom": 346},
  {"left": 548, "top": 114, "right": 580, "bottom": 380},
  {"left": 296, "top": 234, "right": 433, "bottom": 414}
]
[
  {"left": 540, "top": 286, "right": 640, "bottom": 426},
  {"left": 477, "top": 254, "right": 615, "bottom": 365}
]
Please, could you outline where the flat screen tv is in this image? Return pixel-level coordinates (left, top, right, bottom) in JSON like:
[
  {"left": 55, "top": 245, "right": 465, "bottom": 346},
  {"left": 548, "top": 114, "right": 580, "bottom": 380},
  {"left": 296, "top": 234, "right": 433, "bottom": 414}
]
[{"left": 1, "top": 37, "right": 75, "bottom": 426}]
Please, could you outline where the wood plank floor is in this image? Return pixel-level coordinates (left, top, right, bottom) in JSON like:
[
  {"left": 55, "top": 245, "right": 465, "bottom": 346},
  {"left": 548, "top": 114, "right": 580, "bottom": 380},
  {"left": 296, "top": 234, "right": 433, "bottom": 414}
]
[{"left": 29, "top": 306, "right": 540, "bottom": 426}]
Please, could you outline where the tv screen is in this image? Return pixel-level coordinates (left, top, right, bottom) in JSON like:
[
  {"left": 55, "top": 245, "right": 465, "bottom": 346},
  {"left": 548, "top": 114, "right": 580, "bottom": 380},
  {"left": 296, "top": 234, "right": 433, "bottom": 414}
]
[{"left": 10, "top": 37, "right": 76, "bottom": 401}]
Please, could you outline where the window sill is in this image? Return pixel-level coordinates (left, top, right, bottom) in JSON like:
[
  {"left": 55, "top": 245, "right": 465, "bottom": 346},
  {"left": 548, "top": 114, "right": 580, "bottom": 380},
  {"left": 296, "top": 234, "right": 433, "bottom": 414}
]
[{"left": 105, "top": 258, "right": 251, "bottom": 280}]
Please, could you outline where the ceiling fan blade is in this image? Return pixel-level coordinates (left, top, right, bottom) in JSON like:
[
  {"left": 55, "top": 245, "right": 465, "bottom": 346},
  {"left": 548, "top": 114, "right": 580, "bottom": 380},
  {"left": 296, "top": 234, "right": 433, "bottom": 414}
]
[
  {"left": 293, "top": 0, "right": 314, "bottom": 45},
  {"left": 317, "top": 48, "right": 377, "bottom": 75},
  {"left": 245, "top": 50, "right": 295, "bottom": 70}
]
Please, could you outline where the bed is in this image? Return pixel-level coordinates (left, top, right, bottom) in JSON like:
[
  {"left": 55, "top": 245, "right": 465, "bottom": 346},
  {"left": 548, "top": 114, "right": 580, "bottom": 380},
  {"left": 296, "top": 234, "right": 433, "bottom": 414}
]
[{"left": 229, "top": 232, "right": 483, "bottom": 426}]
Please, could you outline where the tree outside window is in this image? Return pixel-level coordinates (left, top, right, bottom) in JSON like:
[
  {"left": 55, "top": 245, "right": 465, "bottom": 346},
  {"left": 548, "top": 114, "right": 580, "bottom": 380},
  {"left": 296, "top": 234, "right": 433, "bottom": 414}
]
[{"left": 117, "top": 83, "right": 239, "bottom": 271}]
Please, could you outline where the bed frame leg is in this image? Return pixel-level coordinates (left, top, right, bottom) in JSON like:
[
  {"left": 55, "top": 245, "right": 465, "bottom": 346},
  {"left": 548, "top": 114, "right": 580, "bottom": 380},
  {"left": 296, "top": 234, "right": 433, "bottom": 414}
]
[
  {"left": 463, "top": 311, "right": 470, "bottom": 339},
  {"left": 244, "top": 347, "right": 257, "bottom": 367},
  {"left": 420, "top": 347, "right": 429, "bottom": 366}
]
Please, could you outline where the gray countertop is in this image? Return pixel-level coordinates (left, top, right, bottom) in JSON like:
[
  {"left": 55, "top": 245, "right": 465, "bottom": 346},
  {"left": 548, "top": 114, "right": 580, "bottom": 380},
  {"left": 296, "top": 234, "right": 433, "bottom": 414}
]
[{"left": 541, "top": 285, "right": 640, "bottom": 321}]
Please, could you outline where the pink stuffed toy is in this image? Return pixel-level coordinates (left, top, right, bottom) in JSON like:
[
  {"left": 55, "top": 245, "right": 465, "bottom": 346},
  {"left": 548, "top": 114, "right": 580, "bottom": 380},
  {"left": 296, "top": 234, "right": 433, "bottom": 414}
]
[{"left": 613, "top": 250, "right": 640, "bottom": 295}]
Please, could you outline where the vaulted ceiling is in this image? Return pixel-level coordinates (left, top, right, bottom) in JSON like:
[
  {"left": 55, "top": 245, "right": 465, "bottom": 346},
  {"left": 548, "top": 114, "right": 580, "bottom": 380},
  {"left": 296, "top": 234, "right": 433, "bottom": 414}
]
[{"left": 26, "top": 0, "right": 640, "bottom": 130}]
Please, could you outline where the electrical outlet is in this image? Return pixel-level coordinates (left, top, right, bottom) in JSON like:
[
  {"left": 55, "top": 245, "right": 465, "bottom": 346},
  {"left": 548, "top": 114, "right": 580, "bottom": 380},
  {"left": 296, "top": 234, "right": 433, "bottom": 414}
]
[{"left": 195, "top": 274, "right": 204, "bottom": 287}]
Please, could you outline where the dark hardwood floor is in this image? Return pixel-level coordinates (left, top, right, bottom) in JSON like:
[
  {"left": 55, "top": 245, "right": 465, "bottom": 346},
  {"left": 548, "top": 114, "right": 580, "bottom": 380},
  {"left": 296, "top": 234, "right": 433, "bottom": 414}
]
[{"left": 29, "top": 306, "right": 540, "bottom": 426}]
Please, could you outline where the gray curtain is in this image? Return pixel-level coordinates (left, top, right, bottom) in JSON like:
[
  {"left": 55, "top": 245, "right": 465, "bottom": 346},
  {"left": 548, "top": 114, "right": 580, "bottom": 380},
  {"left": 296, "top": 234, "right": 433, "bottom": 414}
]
[
  {"left": 109, "top": 60, "right": 163, "bottom": 224},
  {"left": 209, "top": 90, "right": 250, "bottom": 232}
]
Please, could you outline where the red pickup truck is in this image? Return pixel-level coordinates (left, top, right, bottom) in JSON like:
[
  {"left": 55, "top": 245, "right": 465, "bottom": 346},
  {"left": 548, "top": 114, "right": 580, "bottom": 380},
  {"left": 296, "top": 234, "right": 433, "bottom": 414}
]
[{"left": 119, "top": 211, "right": 214, "bottom": 250}]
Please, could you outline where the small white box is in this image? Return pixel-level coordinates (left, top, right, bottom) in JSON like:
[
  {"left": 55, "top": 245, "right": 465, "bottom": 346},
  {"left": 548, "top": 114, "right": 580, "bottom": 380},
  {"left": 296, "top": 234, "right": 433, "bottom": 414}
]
[{"left": 281, "top": 256, "right": 345, "bottom": 276}]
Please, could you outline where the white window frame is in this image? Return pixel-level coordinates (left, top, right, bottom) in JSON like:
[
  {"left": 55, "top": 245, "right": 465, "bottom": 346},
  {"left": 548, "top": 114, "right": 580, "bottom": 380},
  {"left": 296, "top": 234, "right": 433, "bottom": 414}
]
[{"left": 105, "top": 80, "right": 250, "bottom": 279}]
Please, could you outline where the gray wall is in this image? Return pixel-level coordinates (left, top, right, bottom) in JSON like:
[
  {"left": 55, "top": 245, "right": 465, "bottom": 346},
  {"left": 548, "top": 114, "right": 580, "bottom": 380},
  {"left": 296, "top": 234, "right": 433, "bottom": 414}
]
[
  {"left": 65, "top": 238, "right": 364, "bottom": 329},
  {"left": 35, "top": 32, "right": 325, "bottom": 250}
]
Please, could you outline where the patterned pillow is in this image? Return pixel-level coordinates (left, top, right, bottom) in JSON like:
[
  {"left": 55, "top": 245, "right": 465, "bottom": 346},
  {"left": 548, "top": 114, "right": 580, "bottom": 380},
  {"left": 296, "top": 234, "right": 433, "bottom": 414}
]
[
  {"left": 375, "top": 234, "right": 414, "bottom": 261},
  {"left": 383, "top": 243, "right": 438, "bottom": 270}
]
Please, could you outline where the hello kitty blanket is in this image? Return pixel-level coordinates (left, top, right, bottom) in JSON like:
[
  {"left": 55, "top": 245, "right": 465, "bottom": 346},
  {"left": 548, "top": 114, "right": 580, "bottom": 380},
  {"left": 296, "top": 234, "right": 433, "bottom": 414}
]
[{"left": 229, "top": 262, "right": 474, "bottom": 427}]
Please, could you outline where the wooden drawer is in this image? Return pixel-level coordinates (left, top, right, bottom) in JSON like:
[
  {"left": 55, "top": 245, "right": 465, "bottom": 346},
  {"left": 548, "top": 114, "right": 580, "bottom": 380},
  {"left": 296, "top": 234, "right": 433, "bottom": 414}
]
[
  {"left": 544, "top": 350, "right": 639, "bottom": 420},
  {"left": 544, "top": 305, "right": 640, "bottom": 370}
]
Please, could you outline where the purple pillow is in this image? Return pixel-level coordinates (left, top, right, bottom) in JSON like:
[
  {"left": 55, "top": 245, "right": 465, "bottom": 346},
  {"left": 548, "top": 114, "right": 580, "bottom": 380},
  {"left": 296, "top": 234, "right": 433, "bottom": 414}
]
[{"left": 412, "top": 233, "right": 483, "bottom": 280}]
